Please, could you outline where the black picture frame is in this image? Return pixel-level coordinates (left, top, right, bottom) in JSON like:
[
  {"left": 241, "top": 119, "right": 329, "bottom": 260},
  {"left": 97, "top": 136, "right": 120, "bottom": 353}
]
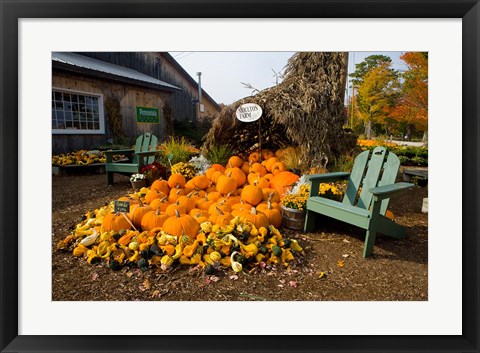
[{"left": 1, "top": 1, "right": 478, "bottom": 352}]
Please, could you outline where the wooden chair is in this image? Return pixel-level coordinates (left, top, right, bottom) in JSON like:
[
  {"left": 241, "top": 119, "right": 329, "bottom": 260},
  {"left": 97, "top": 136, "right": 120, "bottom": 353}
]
[
  {"left": 104, "top": 132, "right": 158, "bottom": 185},
  {"left": 304, "top": 146, "right": 415, "bottom": 257}
]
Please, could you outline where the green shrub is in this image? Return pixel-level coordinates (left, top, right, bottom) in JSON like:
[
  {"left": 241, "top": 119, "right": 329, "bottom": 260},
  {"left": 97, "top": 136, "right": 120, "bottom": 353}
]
[
  {"left": 203, "top": 144, "right": 233, "bottom": 165},
  {"left": 158, "top": 136, "right": 199, "bottom": 167}
]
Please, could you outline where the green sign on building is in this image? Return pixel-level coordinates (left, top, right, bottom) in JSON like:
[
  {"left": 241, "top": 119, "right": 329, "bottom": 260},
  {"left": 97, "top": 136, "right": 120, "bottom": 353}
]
[{"left": 136, "top": 106, "right": 159, "bottom": 123}]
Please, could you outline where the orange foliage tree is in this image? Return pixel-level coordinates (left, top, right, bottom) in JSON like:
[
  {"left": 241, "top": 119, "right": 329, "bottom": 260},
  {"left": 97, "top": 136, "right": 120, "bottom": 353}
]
[{"left": 389, "top": 52, "right": 428, "bottom": 139}]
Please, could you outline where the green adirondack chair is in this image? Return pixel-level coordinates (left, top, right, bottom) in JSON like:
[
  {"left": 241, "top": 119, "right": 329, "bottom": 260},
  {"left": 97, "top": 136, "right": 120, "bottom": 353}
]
[
  {"left": 105, "top": 132, "right": 158, "bottom": 185},
  {"left": 304, "top": 146, "right": 415, "bottom": 257}
]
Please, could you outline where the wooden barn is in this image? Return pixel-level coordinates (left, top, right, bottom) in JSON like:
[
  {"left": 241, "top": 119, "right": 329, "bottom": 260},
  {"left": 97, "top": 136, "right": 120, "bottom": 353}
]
[{"left": 52, "top": 52, "right": 221, "bottom": 154}]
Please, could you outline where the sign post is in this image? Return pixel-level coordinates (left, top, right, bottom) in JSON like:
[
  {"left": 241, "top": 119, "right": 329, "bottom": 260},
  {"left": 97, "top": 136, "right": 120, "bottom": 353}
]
[{"left": 235, "top": 103, "right": 263, "bottom": 161}]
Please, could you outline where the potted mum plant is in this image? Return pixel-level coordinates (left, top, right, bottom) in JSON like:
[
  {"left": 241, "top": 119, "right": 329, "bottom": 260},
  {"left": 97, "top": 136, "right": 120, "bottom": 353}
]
[{"left": 130, "top": 173, "right": 147, "bottom": 191}]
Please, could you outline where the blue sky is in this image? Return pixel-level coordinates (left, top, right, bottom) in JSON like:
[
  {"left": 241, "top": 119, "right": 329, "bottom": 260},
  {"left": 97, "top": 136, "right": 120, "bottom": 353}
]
[{"left": 170, "top": 51, "right": 408, "bottom": 105}]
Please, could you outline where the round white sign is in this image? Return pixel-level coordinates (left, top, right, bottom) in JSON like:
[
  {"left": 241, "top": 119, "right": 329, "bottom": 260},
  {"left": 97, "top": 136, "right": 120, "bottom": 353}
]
[{"left": 235, "top": 103, "right": 262, "bottom": 122}]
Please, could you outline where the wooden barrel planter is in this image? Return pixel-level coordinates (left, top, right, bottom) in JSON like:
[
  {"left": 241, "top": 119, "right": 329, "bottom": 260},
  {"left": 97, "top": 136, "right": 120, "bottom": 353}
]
[{"left": 281, "top": 205, "right": 306, "bottom": 230}]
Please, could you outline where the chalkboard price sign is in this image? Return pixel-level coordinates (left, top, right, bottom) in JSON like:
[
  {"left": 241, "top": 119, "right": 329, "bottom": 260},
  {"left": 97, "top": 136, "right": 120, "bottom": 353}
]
[{"left": 114, "top": 200, "right": 130, "bottom": 213}]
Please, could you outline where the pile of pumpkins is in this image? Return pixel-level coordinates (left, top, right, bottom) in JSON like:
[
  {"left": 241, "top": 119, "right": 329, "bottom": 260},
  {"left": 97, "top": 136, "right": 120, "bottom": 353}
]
[{"left": 58, "top": 150, "right": 304, "bottom": 274}]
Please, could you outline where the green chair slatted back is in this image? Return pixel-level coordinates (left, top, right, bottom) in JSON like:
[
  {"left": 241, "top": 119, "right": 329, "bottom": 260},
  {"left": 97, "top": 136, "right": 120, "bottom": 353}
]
[
  {"left": 342, "top": 147, "right": 400, "bottom": 216},
  {"left": 132, "top": 132, "right": 157, "bottom": 165}
]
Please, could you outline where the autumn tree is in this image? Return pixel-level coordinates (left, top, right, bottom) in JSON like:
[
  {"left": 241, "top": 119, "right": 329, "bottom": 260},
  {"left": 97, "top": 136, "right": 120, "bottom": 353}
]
[
  {"left": 389, "top": 52, "right": 428, "bottom": 140},
  {"left": 350, "top": 54, "right": 393, "bottom": 86},
  {"left": 356, "top": 63, "right": 399, "bottom": 139}
]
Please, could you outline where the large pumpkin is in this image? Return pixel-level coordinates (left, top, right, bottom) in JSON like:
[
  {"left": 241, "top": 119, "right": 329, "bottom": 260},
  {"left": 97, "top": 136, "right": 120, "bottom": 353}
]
[
  {"left": 208, "top": 207, "right": 234, "bottom": 226},
  {"left": 102, "top": 212, "right": 132, "bottom": 232},
  {"left": 140, "top": 208, "right": 169, "bottom": 231},
  {"left": 162, "top": 210, "right": 200, "bottom": 239},
  {"left": 241, "top": 184, "right": 264, "bottom": 206},
  {"left": 270, "top": 171, "right": 300, "bottom": 198}
]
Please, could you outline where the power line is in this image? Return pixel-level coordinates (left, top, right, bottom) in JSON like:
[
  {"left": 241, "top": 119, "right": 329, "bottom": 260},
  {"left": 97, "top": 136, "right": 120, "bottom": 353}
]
[{"left": 175, "top": 52, "right": 194, "bottom": 60}]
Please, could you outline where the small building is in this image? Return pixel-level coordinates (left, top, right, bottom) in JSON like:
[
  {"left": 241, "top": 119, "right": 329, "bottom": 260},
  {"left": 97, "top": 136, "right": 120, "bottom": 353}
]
[{"left": 52, "top": 52, "right": 221, "bottom": 154}]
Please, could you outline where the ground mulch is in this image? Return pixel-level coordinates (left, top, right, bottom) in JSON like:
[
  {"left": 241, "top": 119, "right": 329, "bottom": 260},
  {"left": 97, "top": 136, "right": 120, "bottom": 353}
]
[{"left": 52, "top": 170, "right": 428, "bottom": 301}]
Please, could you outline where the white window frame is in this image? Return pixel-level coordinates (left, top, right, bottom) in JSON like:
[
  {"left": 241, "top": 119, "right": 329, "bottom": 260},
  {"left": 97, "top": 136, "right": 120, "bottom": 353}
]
[{"left": 52, "top": 87, "right": 105, "bottom": 135}]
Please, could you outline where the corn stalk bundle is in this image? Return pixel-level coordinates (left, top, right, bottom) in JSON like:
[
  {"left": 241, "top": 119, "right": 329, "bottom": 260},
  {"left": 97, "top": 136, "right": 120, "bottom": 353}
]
[{"left": 204, "top": 52, "right": 352, "bottom": 171}]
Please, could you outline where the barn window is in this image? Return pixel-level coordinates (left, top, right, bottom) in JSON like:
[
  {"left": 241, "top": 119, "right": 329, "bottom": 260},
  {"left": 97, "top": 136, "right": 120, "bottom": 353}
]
[{"left": 52, "top": 88, "right": 105, "bottom": 134}]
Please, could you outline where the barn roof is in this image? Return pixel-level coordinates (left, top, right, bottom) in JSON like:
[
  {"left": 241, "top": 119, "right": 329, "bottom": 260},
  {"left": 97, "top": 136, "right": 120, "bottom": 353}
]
[{"left": 52, "top": 52, "right": 181, "bottom": 92}]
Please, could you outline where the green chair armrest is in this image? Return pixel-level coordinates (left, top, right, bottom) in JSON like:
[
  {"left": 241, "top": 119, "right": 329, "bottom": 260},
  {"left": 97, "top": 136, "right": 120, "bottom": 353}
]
[
  {"left": 370, "top": 182, "right": 415, "bottom": 201},
  {"left": 104, "top": 149, "right": 134, "bottom": 155},
  {"left": 307, "top": 172, "right": 350, "bottom": 197},
  {"left": 307, "top": 172, "right": 350, "bottom": 183},
  {"left": 135, "top": 151, "right": 158, "bottom": 156}
]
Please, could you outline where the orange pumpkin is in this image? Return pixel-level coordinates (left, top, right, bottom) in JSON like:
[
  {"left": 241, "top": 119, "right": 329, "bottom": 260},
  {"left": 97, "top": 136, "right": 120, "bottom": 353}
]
[
  {"left": 149, "top": 196, "right": 170, "bottom": 212},
  {"left": 256, "top": 201, "right": 282, "bottom": 228},
  {"left": 208, "top": 207, "right": 234, "bottom": 226},
  {"left": 168, "top": 187, "right": 186, "bottom": 203},
  {"left": 263, "top": 157, "right": 279, "bottom": 172},
  {"left": 102, "top": 212, "right": 133, "bottom": 232},
  {"left": 262, "top": 188, "right": 281, "bottom": 203},
  {"left": 207, "top": 191, "right": 223, "bottom": 202},
  {"left": 252, "top": 177, "right": 270, "bottom": 189},
  {"left": 162, "top": 210, "right": 200, "bottom": 239},
  {"left": 244, "top": 207, "right": 269, "bottom": 228},
  {"left": 195, "top": 194, "right": 215, "bottom": 211},
  {"left": 150, "top": 178, "right": 170, "bottom": 195},
  {"left": 176, "top": 193, "right": 197, "bottom": 213},
  {"left": 211, "top": 163, "right": 226, "bottom": 172},
  {"left": 216, "top": 173, "right": 237, "bottom": 195},
  {"left": 208, "top": 200, "right": 232, "bottom": 215},
  {"left": 144, "top": 189, "right": 166, "bottom": 205},
  {"left": 271, "top": 161, "right": 287, "bottom": 176},
  {"left": 210, "top": 170, "right": 224, "bottom": 184},
  {"left": 248, "top": 151, "right": 260, "bottom": 163},
  {"left": 191, "top": 210, "right": 209, "bottom": 224},
  {"left": 270, "top": 171, "right": 300, "bottom": 197},
  {"left": 128, "top": 201, "right": 153, "bottom": 228},
  {"left": 227, "top": 156, "right": 244, "bottom": 168},
  {"left": 241, "top": 161, "right": 251, "bottom": 175},
  {"left": 249, "top": 163, "right": 267, "bottom": 176},
  {"left": 225, "top": 167, "right": 247, "bottom": 187},
  {"left": 218, "top": 193, "right": 241, "bottom": 207},
  {"left": 262, "top": 149, "right": 275, "bottom": 160},
  {"left": 140, "top": 208, "right": 169, "bottom": 231},
  {"left": 167, "top": 173, "right": 186, "bottom": 189},
  {"left": 165, "top": 201, "right": 187, "bottom": 217},
  {"left": 241, "top": 184, "right": 264, "bottom": 206},
  {"left": 189, "top": 208, "right": 209, "bottom": 218},
  {"left": 191, "top": 175, "right": 210, "bottom": 190}
]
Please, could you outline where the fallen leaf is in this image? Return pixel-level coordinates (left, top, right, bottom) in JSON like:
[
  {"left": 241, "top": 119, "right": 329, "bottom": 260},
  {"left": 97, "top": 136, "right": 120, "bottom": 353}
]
[
  {"left": 277, "top": 284, "right": 284, "bottom": 288},
  {"left": 289, "top": 281, "right": 297, "bottom": 288},
  {"left": 151, "top": 290, "right": 160, "bottom": 298},
  {"left": 337, "top": 260, "right": 345, "bottom": 268},
  {"left": 318, "top": 271, "right": 327, "bottom": 279},
  {"left": 229, "top": 275, "right": 239, "bottom": 280},
  {"left": 126, "top": 272, "right": 133, "bottom": 278},
  {"left": 342, "top": 254, "right": 350, "bottom": 258},
  {"left": 209, "top": 275, "right": 220, "bottom": 282},
  {"left": 143, "top": 278, "right": 151, "bottom": 290},
  {"left": 91, "top": 272, "right": 99, "bottom": 281}
]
